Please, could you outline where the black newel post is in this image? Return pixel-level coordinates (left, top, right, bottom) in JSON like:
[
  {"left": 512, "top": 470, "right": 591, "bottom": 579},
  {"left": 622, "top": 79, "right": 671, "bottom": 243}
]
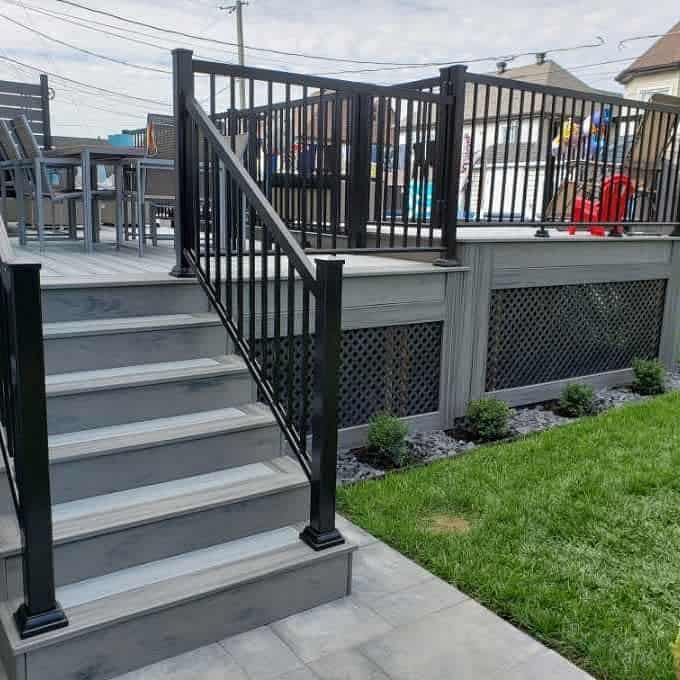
[
  {"left": 300, "top": 258, "right": 345, "bottom": 551},
  {"left": 347, "top": 94, "right": 371, "bottom": 249},
  {"left": 434, "top": 64, "right": 466, "bottom": 266},
  {"left": 536, "top": 121, "right": 556, "bottom": 238},
  {"left": 672, "top": 160, "right": 680, "bottom": 237},
  {"left": 4, "top": 263, "right": 68, "bottom": 638},
  {"left": 171, "top": 48, "right": 197, "bottom": 278}
]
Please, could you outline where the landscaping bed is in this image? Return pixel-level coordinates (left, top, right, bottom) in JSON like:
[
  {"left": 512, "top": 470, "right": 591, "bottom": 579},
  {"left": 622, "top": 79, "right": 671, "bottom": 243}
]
[
  {"left": 338, "top": 390, "right": 680, "bottom": 680},
  {"left": 337, "top": 365, "right": 680, "bottom": 484}
]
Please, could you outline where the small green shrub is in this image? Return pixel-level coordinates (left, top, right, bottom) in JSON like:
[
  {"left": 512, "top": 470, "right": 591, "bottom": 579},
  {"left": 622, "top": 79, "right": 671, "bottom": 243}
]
[
  {"left": 632, "top": 358, "right": 666, "bottom": 395},
  {"left": 367, "top": 412, "right": 409, "bottom": 466},
  {"left": 558, "top": 383, "right": 596, "bottom": 417},
  {"left": 466, "top": 398, "right": 511, "bottom": 442}
]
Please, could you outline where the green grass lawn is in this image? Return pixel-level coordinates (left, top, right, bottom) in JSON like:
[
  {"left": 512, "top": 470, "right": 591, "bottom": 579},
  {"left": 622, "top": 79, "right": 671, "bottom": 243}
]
[{"left": 338, "top": 392, "right": 680, "bottom": 680}]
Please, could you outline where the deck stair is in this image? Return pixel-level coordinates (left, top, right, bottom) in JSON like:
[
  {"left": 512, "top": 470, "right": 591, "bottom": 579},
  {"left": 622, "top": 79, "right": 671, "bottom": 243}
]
[{"left": 0, "top": 277, "right": 353, "bottom": 680}]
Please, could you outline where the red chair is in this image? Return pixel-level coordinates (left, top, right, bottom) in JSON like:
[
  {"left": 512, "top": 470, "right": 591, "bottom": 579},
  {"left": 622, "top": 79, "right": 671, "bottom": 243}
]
[{"left": 572, "top": 174, "right": 636, "bottom": 225}]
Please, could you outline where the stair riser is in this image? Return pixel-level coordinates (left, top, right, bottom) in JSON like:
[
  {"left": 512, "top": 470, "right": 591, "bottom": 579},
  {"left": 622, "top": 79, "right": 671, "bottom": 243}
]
[
  {"left": 47, "top": 373, "right": 254, "bottom": 435},
  {"left": 5, "top": 551, "right": 352, "bottom": 680},
  {"left": 0, "top": 424, "right": 281, "bottom": 511},
  {"left": 52, "top": 425, "right": 281, "bottom": 504},
  {"left": 5, "top": 485, "right": 309, "bottom": 597},
  {"left": 42, "top": 283, "right": 210, "bottom": 323},
  {"left": 45, "top": 325, "right": 228, "bottom": 374}
]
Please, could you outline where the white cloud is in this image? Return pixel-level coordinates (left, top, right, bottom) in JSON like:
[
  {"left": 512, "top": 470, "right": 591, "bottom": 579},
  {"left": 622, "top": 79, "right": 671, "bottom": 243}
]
[{"left": 0, "top": 0, "right": 677, "bottom": 137}]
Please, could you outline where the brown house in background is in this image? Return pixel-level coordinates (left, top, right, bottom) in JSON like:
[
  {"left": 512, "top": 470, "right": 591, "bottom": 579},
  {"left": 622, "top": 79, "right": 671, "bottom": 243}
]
[{"left": 617, "top": 20, "right": 680, "bottom": 100}]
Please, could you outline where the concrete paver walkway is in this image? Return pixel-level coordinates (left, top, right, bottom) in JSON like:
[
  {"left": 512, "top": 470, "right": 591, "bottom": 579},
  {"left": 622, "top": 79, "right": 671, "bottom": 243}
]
[{"left": 106, "top": 515, "right": 593, "bottom": 680}]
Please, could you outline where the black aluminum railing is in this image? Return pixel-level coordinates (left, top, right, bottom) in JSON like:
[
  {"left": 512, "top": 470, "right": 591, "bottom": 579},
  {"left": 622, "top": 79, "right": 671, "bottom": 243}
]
[
  {"left": 458, "top": 71, "right": 680, "bottom": 235},
  {"left": 407, "top": 69, "right": 680, "bottom": 237},
  {"left": 0, "top": 218, "right": 67, "bottom": 638},
  {"left": 172, "top": 49, "right": 344, "bottom": 550},
  {"left": 202, "top": 60, "right": 680, "bottom": 254},
  {"left": 206, "top": 61, "right": 449, "bottom": 255}
]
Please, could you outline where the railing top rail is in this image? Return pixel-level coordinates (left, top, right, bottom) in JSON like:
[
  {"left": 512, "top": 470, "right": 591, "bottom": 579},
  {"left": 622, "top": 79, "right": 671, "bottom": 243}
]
[
  {"left": 464, "top": 70, "right": 680, "bottom": 114},
  {"left": 192, "top": 59, "right": 444, "bottom": 104},
  {"left": 186, "top": 95, "right": 318, "bottom": 289},
  {"left": 0, "top": 214, "right": 14, "bottom": 264},
  {"left": 215, "top": 90, "right": 346, "bottom": 118},
  {"left": 397, "top": 75, "right": 441, "bottom": 90}
]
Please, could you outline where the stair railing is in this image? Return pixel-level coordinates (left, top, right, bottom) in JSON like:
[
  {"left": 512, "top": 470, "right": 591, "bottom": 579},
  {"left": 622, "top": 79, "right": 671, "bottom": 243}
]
[
  {"left": 0, "top": 216, "right": 68, "bottom": 637},
  {"left": 171, "top": 49, "right": 344, "bottom": 551}
]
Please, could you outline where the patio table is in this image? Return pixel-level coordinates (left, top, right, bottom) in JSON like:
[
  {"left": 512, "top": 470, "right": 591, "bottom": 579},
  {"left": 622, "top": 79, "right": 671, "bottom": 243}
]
[{"left": 49, "top": 145, "right": 145, "bottom": 252}]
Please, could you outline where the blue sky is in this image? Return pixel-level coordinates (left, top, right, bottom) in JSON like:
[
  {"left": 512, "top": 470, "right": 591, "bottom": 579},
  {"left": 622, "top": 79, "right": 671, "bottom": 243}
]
[{"left": 0, "top": 0, "right": 678, "bottom": 137}]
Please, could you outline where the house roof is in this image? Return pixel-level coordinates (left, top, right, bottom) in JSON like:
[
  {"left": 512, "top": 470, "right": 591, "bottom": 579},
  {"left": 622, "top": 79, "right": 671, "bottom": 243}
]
[
  {"left": 493, "top": 60, "right": 596, "bottom": 92},
  {"left": 465, "top": 60, "right": 603, "bottom": 121},
  {"left": 616, "top": 21, "right": 680, "bottom": 83}
]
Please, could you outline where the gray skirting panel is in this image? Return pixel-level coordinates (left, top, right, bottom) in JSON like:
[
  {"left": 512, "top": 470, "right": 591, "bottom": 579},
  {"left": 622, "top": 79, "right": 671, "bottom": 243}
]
[
  {"left": 255, "top": 321, "right": 443, "bottom": 430},
  {"left": 485, "top": 279, "right": 667, "bottom": 392}
]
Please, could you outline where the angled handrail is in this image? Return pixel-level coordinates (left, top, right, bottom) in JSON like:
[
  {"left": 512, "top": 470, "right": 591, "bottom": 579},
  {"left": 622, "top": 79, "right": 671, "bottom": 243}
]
[
  {"left": 173, "top": 49, "right": 345, "bottom": 550},
  {"left": 186, "top": 96, "right": 318, "bottom": 290}
]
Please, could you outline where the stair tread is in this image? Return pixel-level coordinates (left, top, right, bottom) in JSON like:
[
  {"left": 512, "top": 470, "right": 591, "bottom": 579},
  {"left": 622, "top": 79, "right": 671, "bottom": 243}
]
[
  {"left": 44, "top": 313, "right": 221, "bottom": 338},
  {"left": 0, "top": 457, "right": 306, "bottom": 556},
  {"left": 1, "top": 526, "right": 353, "bottom": 653},
  {"left": 46, "top": 355, "right": 246, "bottom": 396},
  {"left": 47, "top": 403, "right": 275, "bottom": 462}
]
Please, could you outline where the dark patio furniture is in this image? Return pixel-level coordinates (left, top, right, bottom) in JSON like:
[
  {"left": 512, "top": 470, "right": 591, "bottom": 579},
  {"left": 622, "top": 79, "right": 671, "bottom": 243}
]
[
  {"left": 52, "top": 143, "right": 145, "bottom": 252},
  {"left": 10, "top": 116, "right": 84, "bottom": 246}
]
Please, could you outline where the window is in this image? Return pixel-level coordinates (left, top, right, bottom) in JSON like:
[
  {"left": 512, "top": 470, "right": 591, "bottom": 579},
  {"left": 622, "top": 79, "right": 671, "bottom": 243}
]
[
  {"left": 498, "top": 120, "right": 520, "bottom": 144},
  {"left": 639, "top": 86, "right": 672, "bottom": 102}
]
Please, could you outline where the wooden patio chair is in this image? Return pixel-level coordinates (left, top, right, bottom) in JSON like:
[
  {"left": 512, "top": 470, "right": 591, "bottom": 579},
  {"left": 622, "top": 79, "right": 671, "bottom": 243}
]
[
  {"left": 620, "top": 93, "right": 680, "bottom": 221},
  {"left": 551, "top": 94, "right": 680, "bottom": 230},
  {"left": 10, "top": 115, "right": 84, "bottom": 246},
  {"left": 543, "top": 180, "right": 578, "bottom": 223}
]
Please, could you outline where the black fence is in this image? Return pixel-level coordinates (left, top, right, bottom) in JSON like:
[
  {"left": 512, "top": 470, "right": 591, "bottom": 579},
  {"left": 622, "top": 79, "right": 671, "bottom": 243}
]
[
  {"left": 207, "top": 63, "right": 447, "bottom": 253},
  {"left": 194, "top": 60, "right": 680, "bottom": 257},
  {"left": 0, "top": 222, "right": 67, "bottom": 638},
  {"left": 453, "top": 72, "right": 680, "bottom": 235}
]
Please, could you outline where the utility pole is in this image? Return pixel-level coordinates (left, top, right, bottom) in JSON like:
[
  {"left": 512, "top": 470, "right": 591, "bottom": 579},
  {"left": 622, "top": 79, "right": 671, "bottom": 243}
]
[{"left": 219, "top": 1, "right": 248, "bottom": 108}]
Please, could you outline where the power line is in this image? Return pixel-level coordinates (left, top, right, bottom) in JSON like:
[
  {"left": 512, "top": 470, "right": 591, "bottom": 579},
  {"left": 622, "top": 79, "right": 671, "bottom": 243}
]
[
  {"left": 0, "top": 13, "right": 172, "bottom": 73},
  {"left": 6, "top": 0, "right": 619, "bottom": 78},
  {"left": 13, "top": 0, "right": 94, "bottom": 126},
  {"left": 0, "top": 53, "right": 171, "bottom": 106},
  {"left": 0, "top": 0, "right": 175, "bottom": 52},
  {"left": 0, "top": 0, "right": 240, "bottom": 58},
  {"left": 317, "top": 54, "right": 635, "bottom": 79},
  {"left": 619, "top": 27, "right": 680, "bottom": 49},
  {"left": 54, "top": 95, "right": 150, "bottom": 118},
  {"left": 316, "top": 39, "right": 607, "bottom": 76},
  {"left": 50, "top": 0, "right": 608, "bottom": 68},
  {"left": 1, "top": 0, "right": 314, "bottom": 72}
]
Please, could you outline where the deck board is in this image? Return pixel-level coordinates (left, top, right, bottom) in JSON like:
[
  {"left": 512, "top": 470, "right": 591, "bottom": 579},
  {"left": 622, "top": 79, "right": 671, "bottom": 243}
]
[{"left": 10, "top": 227, "right": 452, "bottom": 286}]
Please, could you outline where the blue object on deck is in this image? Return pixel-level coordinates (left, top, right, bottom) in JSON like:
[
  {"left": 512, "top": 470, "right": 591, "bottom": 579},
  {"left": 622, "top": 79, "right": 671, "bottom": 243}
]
[{"left": 108, "top": 133, "right": 135, "bottom": 147}]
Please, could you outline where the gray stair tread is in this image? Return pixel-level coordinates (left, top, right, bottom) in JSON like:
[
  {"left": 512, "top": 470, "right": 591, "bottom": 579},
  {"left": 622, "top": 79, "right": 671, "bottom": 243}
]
[
  {"left": 46, "top": 355, "right": 246, "bottom": 396},
  {"left": 0, "top": 527, "right": 353, "bottom": 654},
  {"left": 0, "top": 457, "right": 307, "bottom": 556},
  {"left": 57, "top": 526, "right": 301, "bottom": 609},
  {"left": 44, "top": 313, "right": 221, "bottom": 338},
  {"left": 47, "top": 403, "right": 275, "bottom": 462}
]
